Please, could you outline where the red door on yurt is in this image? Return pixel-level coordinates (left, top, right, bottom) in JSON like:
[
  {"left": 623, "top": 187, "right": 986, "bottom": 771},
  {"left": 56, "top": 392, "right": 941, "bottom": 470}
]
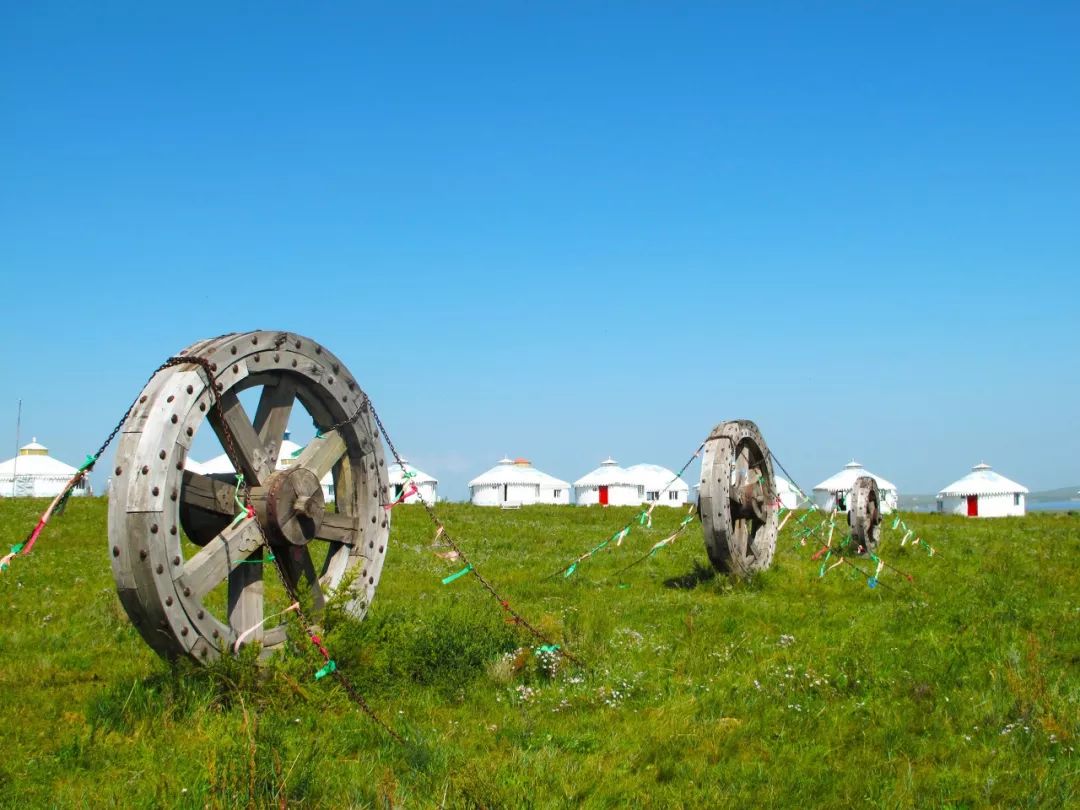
[
  {"left": 599, "top": 486, "right": 609, "bottom": 506},
  {"left": 966, "top": 495, "right": 978, "bottom": 516}
]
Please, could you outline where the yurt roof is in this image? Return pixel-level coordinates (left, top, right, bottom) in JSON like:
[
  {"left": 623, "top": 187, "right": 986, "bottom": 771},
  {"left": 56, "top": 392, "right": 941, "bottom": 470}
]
[
  {"left": 388, "top": 459, "right": 438, "bottom": 486},
  {"left": 574, "top": 458, "right": 639, "bottom": 488},
  {"left": 194, "top": 438, "right": 332, "bottom": 485},
  {"left": 625, "top": 463, "right": 690, "bottom": 493},
  {"left": 938, "top": 463, "right": 1029, "bottom": 497},
  {"left": 469, "top": 458, "right": 569, "bottom": 489},
  {"left": 184, "top": 458, "right": 208, "bottom": 475},
  {"left": 775, "top": 475, "right": 801, "bottom": 497},
  {"left": 813, "top": 460, "right": 896, "bottom": 493},
  {"left": 0, "top": 438, "right": 79, "bottom": 477}
]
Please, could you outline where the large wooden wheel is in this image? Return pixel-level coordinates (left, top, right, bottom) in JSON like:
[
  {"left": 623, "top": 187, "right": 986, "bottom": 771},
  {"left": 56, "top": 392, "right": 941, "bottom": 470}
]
[
  {"left": 699, "top": 420, "right": 778, "bottom": 577},
  {"left": 847, "top": 475, "right": 881, "bottom": 555},
  {"left": 108, "top": 331, "right": 390, "bottom": 662}
]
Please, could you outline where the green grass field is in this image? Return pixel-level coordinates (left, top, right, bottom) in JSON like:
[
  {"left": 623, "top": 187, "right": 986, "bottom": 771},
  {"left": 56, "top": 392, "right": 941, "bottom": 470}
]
[{"left": 1, "top": 498, "right": 1077, "bottom": 808}]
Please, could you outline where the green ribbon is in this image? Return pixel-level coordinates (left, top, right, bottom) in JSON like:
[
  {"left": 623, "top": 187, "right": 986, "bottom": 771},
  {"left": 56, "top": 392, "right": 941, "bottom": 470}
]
[
  {"left": 563, "top": 562, "right": 578, "bottom": 579},
  {"left": 441, "top": 563, "right": 473, "bottom": 585},
  {"left": 892, "top": 516, "right": 901, "bottom": 530},
  {"left": 78, "top": 454, "right": 97, "bottom": 473},
  {"left": 314, "top": 660, "right": 337, "bottom": 680},
  {"left": 537, "top": 644, "right": 560, "bottom": 655},
  {"left": 638, "top": 510, "right": 649, "bottom": 525},
  {"left": 818, "top": 550, "right": 832, "bottom": 578},
  {"left": 11, "top": 543, "right": 25, "bottom": 555},
  {"left": 238, "top": 552, "right": 274, "bottom": 564}
]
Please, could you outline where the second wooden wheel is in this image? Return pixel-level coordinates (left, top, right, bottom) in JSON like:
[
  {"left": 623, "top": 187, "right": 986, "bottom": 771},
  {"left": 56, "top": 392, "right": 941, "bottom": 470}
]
[
  {"left": 699, "top": 420, "right": 778, "bottom": 578},
  {"left": 847, "top": 475, "right": 881, "bottom": 554}
]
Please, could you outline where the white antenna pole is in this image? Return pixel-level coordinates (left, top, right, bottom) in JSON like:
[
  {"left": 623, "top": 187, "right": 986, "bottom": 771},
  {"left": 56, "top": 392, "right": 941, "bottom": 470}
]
[{"left": 11, "top": 399, "right": 21, "bottom": 496}]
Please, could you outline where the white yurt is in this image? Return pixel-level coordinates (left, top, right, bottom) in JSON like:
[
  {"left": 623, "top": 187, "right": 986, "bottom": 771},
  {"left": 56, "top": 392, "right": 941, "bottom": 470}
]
[
  {"left": 936, "top": 462, "right": 1028, "bottom": 517},
  {"left": 574, "top": 458, "right": 644, "bottom": 507},
  {"left": 192, "top": 432, "right": 335, "bottom": 501},
  {"left": 388, "top": 459, "right": 438, "bottom": 505},
  {"left": 0, "top": 438, "right": 93, "bottom": 498},
  {"left": 812, "top": 460, "right": 897, "bottom": 514},
  {"left": 775, "top": 475, "right": 802, "bottom": 510},
  {"left": 469, "top": 457, "right": 570, "bottom": 507},
  {"left": 626, "top": 463, "right": 690, "bottom": 508}
]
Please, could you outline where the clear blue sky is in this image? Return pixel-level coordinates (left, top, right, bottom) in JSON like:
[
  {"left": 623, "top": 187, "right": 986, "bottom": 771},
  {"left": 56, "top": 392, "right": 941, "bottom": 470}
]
[{"left": 2, "top": 2, "right": 1077, "bottom": 499}]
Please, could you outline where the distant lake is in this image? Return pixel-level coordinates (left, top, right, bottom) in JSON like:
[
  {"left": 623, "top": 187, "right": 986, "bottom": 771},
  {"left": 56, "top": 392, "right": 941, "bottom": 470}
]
[{"left": 1030, "top": 501, "right": 1080, "bottom": 512}]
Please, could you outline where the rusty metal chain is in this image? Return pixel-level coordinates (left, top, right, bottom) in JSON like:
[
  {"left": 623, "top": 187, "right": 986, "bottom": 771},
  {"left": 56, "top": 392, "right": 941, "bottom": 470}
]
[{"left": 305, "top": 388, "right": 585, "bottom": 667}]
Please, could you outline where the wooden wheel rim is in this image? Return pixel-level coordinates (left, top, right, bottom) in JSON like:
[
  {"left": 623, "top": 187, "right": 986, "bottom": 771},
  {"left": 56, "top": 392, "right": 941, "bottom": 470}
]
[
  {"left": 847, "top": 475, "right": 882, "bottom": 555},
  {"left": 699, "top": 420, "right": 778, "bottom": 577},
  {"left": 107, "top": 331, "right": 390, "bottom": 662}
]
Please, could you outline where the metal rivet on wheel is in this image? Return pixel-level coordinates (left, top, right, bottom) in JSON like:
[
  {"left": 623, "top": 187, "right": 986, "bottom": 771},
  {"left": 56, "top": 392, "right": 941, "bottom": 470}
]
[
  {"left": 155, "top": 564, "right": 164, "bottom": 574},
  {"left": 150, "top": 524, "right": 158, "bottom": 534},
  {"left": 141, "top": 466, "right": 149, "bottom": 475},
  {"left": 186, "top": 385, "right": 194, "bottom": 394},
  {"left": 181, "top": 626, "right": 189, "bottom": 636},
  {"left": 115, "top": 466, "right": 122, "bottom": 476},
  {"left": 170, "top": 414, "right": 178, "bottom": 424},
  {"left": 173, "top": 556, "right": 181, "bottom": 566},
  {"left": 112, "top": 546, "right": 120, "bottom": 557},
  {"left": 165, "top": 596, "right": 173, "bottom": 606},
  {"left": 139, "top": 549, "right": 148, "bottom": 560}
]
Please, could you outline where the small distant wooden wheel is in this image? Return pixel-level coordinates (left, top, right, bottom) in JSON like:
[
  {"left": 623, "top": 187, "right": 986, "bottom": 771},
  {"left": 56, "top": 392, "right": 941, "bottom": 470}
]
[
  {"left": 699, "top": 420, "right": 778, "bottom": 577},
  {"left": 847, "top": 476, "right": 881, "bottom": 554},
  {"left": 108, "top": 331, "right": 390, "bottom": 663}
]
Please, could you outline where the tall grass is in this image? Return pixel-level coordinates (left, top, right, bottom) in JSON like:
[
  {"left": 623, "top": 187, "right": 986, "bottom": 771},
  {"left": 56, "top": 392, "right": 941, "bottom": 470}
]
[{"left": 0, "top": 498, "right": 1076, "bottom": 807}]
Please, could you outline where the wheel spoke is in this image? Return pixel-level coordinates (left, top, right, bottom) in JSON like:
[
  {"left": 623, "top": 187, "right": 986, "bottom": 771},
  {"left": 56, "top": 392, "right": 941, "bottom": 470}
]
[
  {"left": 178, "top": 519, "right": 265, "bottom": 600},
  {"left": 228, "top": 558, "right": 264, "bottom": 642},
  {"left": 207, "top": 390, "right": 274, "bottom": 485},
  {"left": 292, "top": 429, "right": 347, "bottom": 481},
  {"left": 281, "top": 546, "right": 326, "bottom": 611},
  {"left": 253, "top": 378, "right": 297, "bottom": 465},
  {"left": 180, "top": 470, "right": 237, "bottom": 517},
  {"left": 317, "top": 511, "right": 359, "bottom": 545}
]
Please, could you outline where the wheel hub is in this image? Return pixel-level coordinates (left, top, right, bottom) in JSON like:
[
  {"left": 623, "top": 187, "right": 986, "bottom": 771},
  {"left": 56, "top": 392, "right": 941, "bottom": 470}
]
[{"left": 263, "top": 466, "right": 325, "bottom": 546}]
